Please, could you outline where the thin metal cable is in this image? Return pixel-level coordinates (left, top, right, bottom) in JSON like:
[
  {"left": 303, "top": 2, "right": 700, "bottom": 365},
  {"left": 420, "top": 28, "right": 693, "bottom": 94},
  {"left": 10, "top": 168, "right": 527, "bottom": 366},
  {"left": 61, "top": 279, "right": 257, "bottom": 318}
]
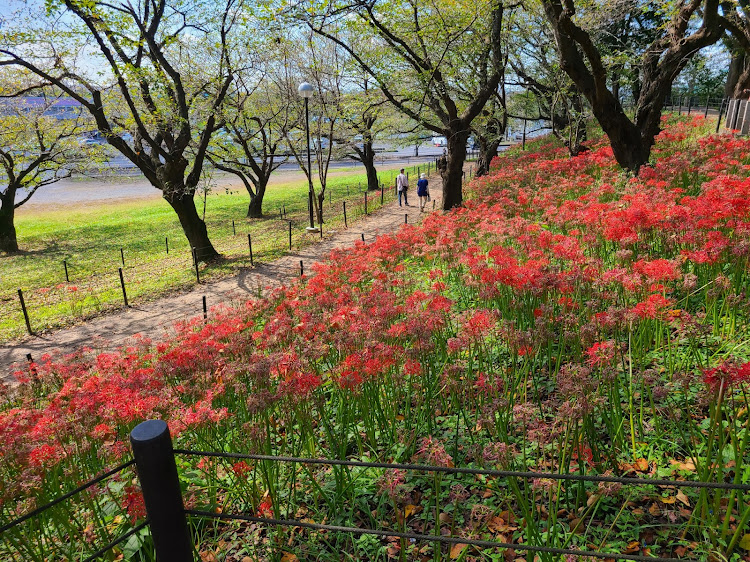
[
  {"left": 80, "top": 520, "right": 149, "bottom": 562},
  {"left": 185, "top": 509, "right": 689, "bottom": 562},
  {"left": 0, "top": 459, "right": 135, "bottom": 534},
  {"left": 173, "top": 449, "right": 750, "bottom": 491}
]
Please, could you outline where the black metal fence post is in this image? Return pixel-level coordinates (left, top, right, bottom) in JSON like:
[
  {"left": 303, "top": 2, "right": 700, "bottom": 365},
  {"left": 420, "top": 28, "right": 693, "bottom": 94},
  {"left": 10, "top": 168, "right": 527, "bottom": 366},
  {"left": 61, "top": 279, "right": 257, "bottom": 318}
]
[
  {"left": 381, "top": 186, "right": 384, "bottom": 204},
  {"left": 232, "top": 220, "right": 236, "bottom": 236},
  {"left": 130, "top": 420, "right": 194, "bottom": 562},
  {"left": 300, "top": 260, "right": 304, "bottom": 276},
  {"left": 26, "top": 353, "right": 38, "bottom": 381},
  {"left": 202, "top": 295, "right": 207, "bottom": 320},
  {"left": 118, "top": 268, "right": 129, "bottom": 307},
  {"left": 405, "top": 213, "right": 408, "bottom": 224},
  {"left": 192, "top": 248, "right": 200, "bottom": 284},
  {"left": 364, "top": 191, "right": 368, "bottom": 215},
  {"left": 63, "top": 260, "right": 69, "bottom": 282},
  {"left": 165, "top": 237, "right": 169, "bottom": 254},
  {"left": 343, "top": 201, "right": 347, "bottom": 228},
  {"left": 120, "top": 248, "right": 125, "bottom": 267},
  {"left": 288, "top": 221, "right": 292, "bottom": 251},
  {"left": 247, "top": 234, "right": 253, "bottom": 266},
  {"left": 361, "top": 233, "right": 365, "bottom": 242},
  {"left": 18, "top": 289, "right": 32, "bottom": 335},
  {"left": 716, "top": 98, "right": 726, "bottom": 133}
]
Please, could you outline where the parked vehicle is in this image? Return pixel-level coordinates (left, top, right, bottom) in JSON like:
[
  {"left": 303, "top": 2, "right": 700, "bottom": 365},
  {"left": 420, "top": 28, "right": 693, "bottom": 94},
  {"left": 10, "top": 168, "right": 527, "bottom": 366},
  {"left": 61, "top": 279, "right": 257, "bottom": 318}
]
[{"left": 432, "top": 136, "right": 447, "bottom": 147}]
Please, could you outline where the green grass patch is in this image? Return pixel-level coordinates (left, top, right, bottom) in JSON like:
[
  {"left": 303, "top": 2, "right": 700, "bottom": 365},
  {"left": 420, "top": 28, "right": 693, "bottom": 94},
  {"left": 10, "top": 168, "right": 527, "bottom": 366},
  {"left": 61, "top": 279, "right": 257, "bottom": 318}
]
[{"left": 0, "top": 163, "right": 430, "bottom": 342}]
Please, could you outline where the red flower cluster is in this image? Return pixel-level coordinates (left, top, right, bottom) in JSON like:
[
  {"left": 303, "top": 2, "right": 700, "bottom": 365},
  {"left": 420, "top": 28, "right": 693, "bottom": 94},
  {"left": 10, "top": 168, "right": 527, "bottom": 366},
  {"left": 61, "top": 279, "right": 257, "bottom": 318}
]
[{"left": 3, "top": 116, "right": 749, "bottom": 521}]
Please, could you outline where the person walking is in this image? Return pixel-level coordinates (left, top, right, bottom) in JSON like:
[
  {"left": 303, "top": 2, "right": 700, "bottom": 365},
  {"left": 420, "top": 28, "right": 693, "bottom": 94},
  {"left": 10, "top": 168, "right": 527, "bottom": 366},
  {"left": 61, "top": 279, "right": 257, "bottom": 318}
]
[
  {"left": 396, "top": 168, "right": 409, "bottom": 206},
  {"left": 417, "top": 173, "right": 429, "bottom": 211}
]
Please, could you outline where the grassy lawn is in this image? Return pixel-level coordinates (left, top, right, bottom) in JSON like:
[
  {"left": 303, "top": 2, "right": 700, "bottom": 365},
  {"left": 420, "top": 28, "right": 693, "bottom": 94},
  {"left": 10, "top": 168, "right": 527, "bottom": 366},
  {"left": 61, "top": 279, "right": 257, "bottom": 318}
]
[{"left": 0, "top": 162, "right": 431, "bottom": 342}]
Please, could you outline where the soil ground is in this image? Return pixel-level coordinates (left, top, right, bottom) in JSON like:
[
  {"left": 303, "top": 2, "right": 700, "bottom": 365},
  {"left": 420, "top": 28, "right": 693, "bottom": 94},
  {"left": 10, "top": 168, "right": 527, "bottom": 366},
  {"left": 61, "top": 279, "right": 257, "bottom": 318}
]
[{"left": 2, "top": 181, "right": 442, "bottom": 380}]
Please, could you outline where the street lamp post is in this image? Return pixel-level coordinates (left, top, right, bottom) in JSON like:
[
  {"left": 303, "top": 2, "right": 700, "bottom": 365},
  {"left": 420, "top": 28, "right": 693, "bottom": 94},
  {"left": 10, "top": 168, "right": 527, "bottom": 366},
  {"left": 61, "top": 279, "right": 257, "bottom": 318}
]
[{"left": 298, "top": 81, "right": 317, "bottom": 231}]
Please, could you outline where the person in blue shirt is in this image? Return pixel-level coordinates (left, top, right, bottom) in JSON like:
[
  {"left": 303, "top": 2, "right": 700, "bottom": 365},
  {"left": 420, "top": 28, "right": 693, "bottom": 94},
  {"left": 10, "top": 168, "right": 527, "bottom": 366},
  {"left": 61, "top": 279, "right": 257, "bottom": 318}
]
[{"left": 417, "top": 173, "right": 429, "bottom": 211}]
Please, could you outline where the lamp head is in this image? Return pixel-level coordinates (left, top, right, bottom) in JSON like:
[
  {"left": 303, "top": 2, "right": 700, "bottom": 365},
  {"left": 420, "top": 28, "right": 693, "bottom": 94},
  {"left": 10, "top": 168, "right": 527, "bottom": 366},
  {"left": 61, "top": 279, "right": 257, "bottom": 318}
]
[{"left": 298, "top": 81, "right": 314, "bottom": 99}]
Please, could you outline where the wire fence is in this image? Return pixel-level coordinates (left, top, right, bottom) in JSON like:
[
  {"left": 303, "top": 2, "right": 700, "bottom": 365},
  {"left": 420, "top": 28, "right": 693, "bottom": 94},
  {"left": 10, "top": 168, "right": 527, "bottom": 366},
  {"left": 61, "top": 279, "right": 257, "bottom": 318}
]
[
  {"left": 2, "top": 160, "right": 447, "bottom": 345},
  {"left": 0, "top": 459, "right": 145, "bottom": 562},
  {"left": 2, "top": 418, "right": 747, "bottom": 561}
]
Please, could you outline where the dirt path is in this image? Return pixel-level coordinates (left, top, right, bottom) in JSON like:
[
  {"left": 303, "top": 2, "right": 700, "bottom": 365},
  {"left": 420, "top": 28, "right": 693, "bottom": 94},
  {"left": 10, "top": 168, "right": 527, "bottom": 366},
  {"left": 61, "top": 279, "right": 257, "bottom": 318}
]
[{"left": 2, "top": 185, "right": 441, "bottom": 379}]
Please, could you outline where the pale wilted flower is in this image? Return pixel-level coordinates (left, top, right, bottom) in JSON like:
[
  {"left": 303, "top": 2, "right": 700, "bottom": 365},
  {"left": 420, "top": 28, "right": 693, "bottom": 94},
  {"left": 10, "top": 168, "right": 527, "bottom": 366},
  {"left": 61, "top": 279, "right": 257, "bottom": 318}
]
[
  {"left": 417, "top": 436, "right": 453, "bottom": 467},
  {"left": 482, "top": 442, "right": 516, "bottom": 467}
]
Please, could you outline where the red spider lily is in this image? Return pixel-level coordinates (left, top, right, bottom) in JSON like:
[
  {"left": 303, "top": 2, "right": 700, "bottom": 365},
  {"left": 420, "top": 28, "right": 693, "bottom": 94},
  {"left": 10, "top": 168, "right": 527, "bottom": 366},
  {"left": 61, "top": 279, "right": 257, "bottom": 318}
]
[
  {"left": 631, "top": 294, "right": 674, "bottom": 319},
  {"left": 257, "top": 497, "right": 273, "bottom": 518},
  {"left": 232, "top": 461, "right": 252, "bottom": 480},
  {"left": 586, "top": 340, "right": 616, "bottom": 368},
  {"left": 703, "top": 361, "right": 750, "bottom": 389},
  {"left": 123, "top": 485, "right": 147, "bottom": 523}
]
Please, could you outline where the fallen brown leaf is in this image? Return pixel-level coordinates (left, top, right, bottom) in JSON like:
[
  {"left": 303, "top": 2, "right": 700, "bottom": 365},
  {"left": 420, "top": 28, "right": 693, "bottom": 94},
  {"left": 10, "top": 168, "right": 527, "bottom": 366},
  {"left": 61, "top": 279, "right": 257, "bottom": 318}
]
[
  {"left": 676, "top": 490, "right": 690, "bottom": 506},
  {"left": 450, "top": 543, "right": 468, "bottom": 559}
]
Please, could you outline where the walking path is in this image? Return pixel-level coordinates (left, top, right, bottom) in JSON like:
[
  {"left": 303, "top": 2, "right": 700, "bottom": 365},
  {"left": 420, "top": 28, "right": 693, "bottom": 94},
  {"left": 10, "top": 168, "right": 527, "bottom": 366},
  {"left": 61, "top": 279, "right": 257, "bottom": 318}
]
[{"left": 2, "top": 186, "right": 440, "bottom": 379}]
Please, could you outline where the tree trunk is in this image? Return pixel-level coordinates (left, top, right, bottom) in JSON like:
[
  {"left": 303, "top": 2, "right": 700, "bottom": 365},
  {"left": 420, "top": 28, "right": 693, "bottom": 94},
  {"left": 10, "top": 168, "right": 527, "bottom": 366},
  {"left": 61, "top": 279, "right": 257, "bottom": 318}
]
[
  {"left": 246, "top": 179, "right": 267, "bottom": 218},
  {"left": 362, "top": 142, "right": 380, "bottom": 190},
  {"left": 726, "top": 52, "right": 746, "bottom": 98},
  {"left": 0, "top": 200, "right": 18, "bottom": 253},
  {"left": 475, "top": 136, "right": 500, "bottom": 177},
  {"left": 317, "top": 191, "right": 325, "bottom": 225},
  {"left": 441, "top": 128, "right": 469, "bottom": 210},
  {"left": 583, "top": 91, "right": 651, "bottom": 172},
  {"left": 247, "top": 195, "right": 264, "bottom": 219},
  {"left": 731, "top": 60, "right": 750, "bottom": 99},
  {"left": 163, "top": 190, "right": 219, "bottom": 262}
]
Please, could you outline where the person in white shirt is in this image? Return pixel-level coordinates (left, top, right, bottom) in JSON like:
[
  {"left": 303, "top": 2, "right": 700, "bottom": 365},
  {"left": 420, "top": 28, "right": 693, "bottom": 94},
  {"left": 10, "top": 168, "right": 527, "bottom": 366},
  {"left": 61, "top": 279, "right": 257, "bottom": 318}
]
[{"left": 396, "top": 168, "right": 409, "bottom": 206}]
